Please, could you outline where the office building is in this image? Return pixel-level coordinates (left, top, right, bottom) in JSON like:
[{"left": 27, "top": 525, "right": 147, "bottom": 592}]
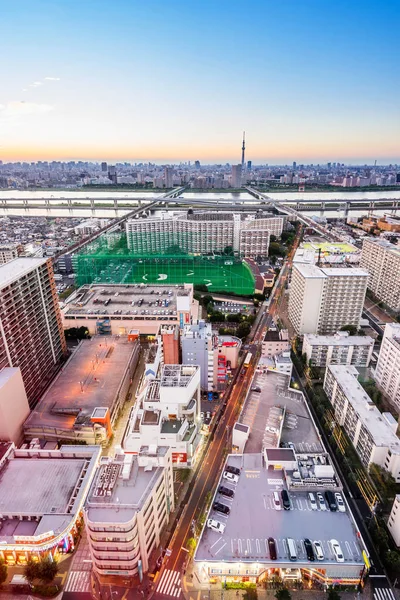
[
  {"left": 375, "top": 323, "right": 400, "bottom": 410},
  {"left": 0, "top": 368, "right": 30, "bottom": 444},
  {"left": 61, "top": 283, "right": 197, "bottom": 336},
  {"left": 0, "top": 244, "right": 20, "bottom": 265},
  {"left": 247, "top": 160, "right": 252, "bottom": 170},
  {"left": 360, "top": 238, "right": 400, "bottom": 312},
  {"left": 288, "top": 264, "right": 368, "bottom": 334},
  {"left": 0, "top": 443, "right": 100, "bottom": 566},
  {"left": 101, "top": 162, "right": 108, "bottom": 172},
  {"left": 324, "top": 365, "right": 400, "bottom": 481},
  {"left": 123, "top": 364, "right": 201, "bottom": 467},
  {"left": 126, "top": 211, "right": 283, "bottom": 258},
  {"left": 181, "top": 321, "right": 214, "bottom": 391},
  {"left": 0, "top": 258, "right": 67, "bottom": 408},
  {"left": 84, "top": 447, "right": 174, "bottom": 580},
  {"left": 231, "top": 164, "right": 242, "bottom": 188},
  {"left": 24, "top": 336, "right": 140, "bottom": 445},
  {"left": 388, "top": 495, "right": 400, "bottom": 547},
  {"left": 303, "top": 331, "right": 374, "bottom": 367}
]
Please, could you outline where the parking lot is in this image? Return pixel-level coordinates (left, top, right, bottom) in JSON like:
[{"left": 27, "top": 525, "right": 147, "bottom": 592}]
[
  {"left": 197, "top": 454, "right": 364, "bottom": 567},
  {"left": 239, "top": 371, "right": 323, "bottom": 454}
]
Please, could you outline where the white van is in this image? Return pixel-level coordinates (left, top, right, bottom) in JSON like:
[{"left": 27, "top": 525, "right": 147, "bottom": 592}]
[
  {"left": 287, "top": 538, "right": 297, "bottom": 561},
  {"left": 308, "top": 492, "right": 317, "bottom": 510},
  {"left": 273, "top": 491, "right": 281, "bottom": 510}
]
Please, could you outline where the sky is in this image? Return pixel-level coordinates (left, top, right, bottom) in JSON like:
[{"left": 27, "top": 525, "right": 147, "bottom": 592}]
[{"left": 1, "top": 0, "right": 399, "bottom": 164}]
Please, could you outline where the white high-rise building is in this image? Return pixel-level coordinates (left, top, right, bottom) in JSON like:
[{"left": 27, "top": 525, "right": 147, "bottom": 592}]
[
  {"left": 360, "top": 238, "right": 400, "bottom": 312},
  {"left": 375, "top": 323, "right": 400, "bottom": 410},
  {"left": 303, "top": 331, "right": 374, "bottom": 367},
  {"left": 288, "top": 264, "right": 368, "bottom": 335},
  {"left": 231, "top": 164, "right": 242, "bottom": 188}
]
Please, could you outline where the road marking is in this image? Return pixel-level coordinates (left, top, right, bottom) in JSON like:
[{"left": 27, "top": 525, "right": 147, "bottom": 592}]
[
  {"left": 210, "top": 537, "right": 223, "bottom": 550},
  {"left": 65, "top": 570, "right": 91, "bottom": 593},
  {"left": 214, "top": 541, "right": 227, "bottom": 556},
  {"left": 157, "top": 569, "right": 182, "bottom": 596}
]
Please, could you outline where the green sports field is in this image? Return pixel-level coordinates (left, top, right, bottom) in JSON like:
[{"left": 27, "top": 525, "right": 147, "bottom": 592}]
[
  {"left": 303, "top": 241, "right": 358, "bottom": 253},
  {"left": 75, "top": 254, "right": 255, "bottom": 295}
]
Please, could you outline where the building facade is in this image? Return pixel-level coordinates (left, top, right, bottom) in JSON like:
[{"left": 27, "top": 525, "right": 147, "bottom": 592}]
[
  {"left": 262, "top": 329, "right": 290, "bottom": 357},
  {"left": 84, "top": 447, "right": 174, "bottom": 580},
  {"left": 388, "top": 495, "right": 400, "bottom": 547},
  {"left": 0, "top": 258, "right": 67, "bottom": 409},
  {"left": 360, "top": 238, "right": 400, "bottom": 312},
  {"left": 288, "top": 264, "right": 368, "bottom": 334},
  {"left": 0, "top": 368, "right": 30, "bottom": 444},
  {"left": 374, "top": 323, "right": 400, "bottom": 410},
  {"left": 181, "top": 321, "right": 215, "bottom": 391},
  {"left": 323, "top": 365, "right": 400, "bottom": 481},
  {"left": 0, "top": 244, "right": 20, "bottom": 264},
  {"left": 303, "top": 331, "right": 374, "bottom": 367},
  {"left": 126, "top": 211, "right": 284, "bottom": 258}
]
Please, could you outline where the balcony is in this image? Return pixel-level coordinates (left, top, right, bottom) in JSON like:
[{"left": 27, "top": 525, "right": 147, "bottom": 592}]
[{"left": 181, "top": 397, "right": 196, "bottom": 415}]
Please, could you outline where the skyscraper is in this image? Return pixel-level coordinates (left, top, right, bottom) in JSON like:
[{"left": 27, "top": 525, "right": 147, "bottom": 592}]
[
  {"left": 194, "top": 160, "right": 201, "bottom": 169},
  {"left": 101, "top": 162, "right": 108, "bottom": 172},
  {"left": 231, "top": 164, "right": 242, "bottom": 188},
  {"left": 164, "top": 167, "right": 174, "bottom": 188},
  {"left": 0, "top": 258, "right": 67, "bottom": 408},
  {"left": 247, "top": 160, "right": 252, "bottom": 170}
]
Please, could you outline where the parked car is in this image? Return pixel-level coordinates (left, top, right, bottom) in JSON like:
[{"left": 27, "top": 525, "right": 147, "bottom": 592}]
[
  {"left": 225, "top": 465, "right": 240, "bottom": 476},
  {"left": 325, "top": 490, "right": 338, "bottom": 511},
  {"left": 317, "top": 492, "right": 326, "bottom": 511},
  {"left": 281, "top": 489, "right": 291, "bottom": 510},
  {"left": 268, "top": 537, "right": 277, "bottom": 560},
  {"left": 331, "top": 539, "right": 344, "bottom": 562},
  {"left": 308, "top": 492, "right": 317, "bottom": 510},
  {"left": 313, "top": 541, "right": 324, "bottom": 561},
  {"left": 213, "top": 502, "right": 230, "bottom": 515},
  {"left": 335, "top": 492, "right": 346, "bottom": 512},
  {"left": 273, "top": 491, "right": 281, "bottom": 511},
  {"left": 223, "top": 471, "right": 239, "bottom": 484},
  {"left": 218, "top": 486, "right": 234, "bottom": 498},
  {"left": 304, "top": 538, "right": 315, "bottom": 561},
  {"left": 207, "top": 519, "right": 226, "bottom": 534}
]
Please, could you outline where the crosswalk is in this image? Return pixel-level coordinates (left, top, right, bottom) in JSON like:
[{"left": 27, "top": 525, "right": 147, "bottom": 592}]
[
  {"left": 373, "top": 587, "right": 396, "bottom": 600},
  {"left": 65, "top": 570, "right": 92, "bottom": 593},
  {"left": 156, "top": 568, "right": 182, "bottom": 597}
]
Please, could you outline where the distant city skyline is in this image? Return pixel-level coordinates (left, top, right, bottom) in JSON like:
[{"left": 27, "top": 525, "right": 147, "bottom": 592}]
[{"left": 1, "top": 0, "right": 399, "bottom": 164}]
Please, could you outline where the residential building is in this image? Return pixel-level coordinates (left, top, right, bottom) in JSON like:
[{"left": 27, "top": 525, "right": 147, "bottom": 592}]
[
  {"left": 0, "top": 368, "right": 30, "bottom": 444},
  {"left": 231, "top": 164, "right": 242, "bottom": 187},
  {"left": 125, "top": 211, "right": 284, "bottom": 258},
  {"left": 323, "top": 365, "right": 400, "bottom": 481},
  {"left": 360, "top": 238, "right": 400, "bottom": 312},
  {"left": 375, "top": 323, "right": 400, "bottom": 410},
  {"left": 181, "top": 321, "right": 214, "bottom": 391},
  {"left": 288, "top": 264, "right": 368, "bottom": 334},
  {"left": 388, "top": 495, "right": 400, "bottom": 547},
  {"left": 0, "top": 244, "right": 19, "bottom": 264},
  {"left": 262, "top": 328, "right": 290, "bottom": 358},
  {"left": 0, "top": 258, "right": 67, "bottom": 409},
  {"left": 303, "top": 331, "right": 374, "bottom": 367},
  {"left": 164, "top": 167, "right": 174, "bottom": 188},
  {"left": 61, "top": 283, "right": 198, "bottom": 336},
  {"left": 24, "top": 336, "right": 140, "bottom": 445},
  {"left": 0, "top": 443, "right": 101, "bottom": 566},
  {"left": 84, "top": 446, "right": 174, "bottom": 580},
  {"left": 123, "top": 364, "right": 201, "bottom": 468}
]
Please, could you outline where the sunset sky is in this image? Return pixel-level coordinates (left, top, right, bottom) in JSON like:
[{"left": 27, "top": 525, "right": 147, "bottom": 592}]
[{"left": 1, "top": 0, "right": 399, "bottom": 164}]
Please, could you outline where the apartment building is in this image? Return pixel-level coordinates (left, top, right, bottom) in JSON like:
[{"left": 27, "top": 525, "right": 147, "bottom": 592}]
[
  {"left": 323, "top": 365, "right": 400, "bottom": 481},
  {"left": 288, "top": 264, "right": 368, "bottom": 334},
  {"left": 303, "top": 331, "right": 374, "bottom": 367},
  {"left": 0, "top": 244, "right": 20, "bottom": 264},
  {"left": 262, "top": 328, "right": 290, "bottom": 357},
  {"left": 388, "top": 495, "right": 400, "bottom": 547},
  {"left": 0, "top": 258, "right": 67, "bottom": 409},
  {"left": 123, "top": 364, "right": 202, "bottom": 468},
  {"left": 360, "top": 238, "right": 400, "bottom": 312},
  {"left": 375, "top": 323, "right": 400, "bottom": 410},
  {"left": 126, "top": 211, "right": 284, "bottom": 258},
  {"left": 84, "top": 447, "right": 174, "bottom": 580},
  {"left": 160, "top": 325, "right": 180, "bottom": 364}
]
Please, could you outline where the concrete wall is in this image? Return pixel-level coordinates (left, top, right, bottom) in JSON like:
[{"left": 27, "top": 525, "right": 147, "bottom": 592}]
[{"left": 0, "top": 368, "right": 30, "bottom": 444}]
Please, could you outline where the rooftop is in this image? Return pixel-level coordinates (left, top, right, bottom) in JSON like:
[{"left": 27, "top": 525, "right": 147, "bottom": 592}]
[
  {"left": 25, "top": 336, "right": 138, "bottom": 432},
  {"left": 62, "top": 283, "right": 190, "bottom": 318},
  {"left": 160, "top": 364, "right": 198, "bottom": 388},
  {"left": 294, "top": 263, "right": 368, "bottom": 279},
  {"left": 304, "top": 332, "right": 374, "bottom": 347},
  {"left": 328, "top": 365, "right": 400, "bottom": 452},
  {"left": 0, "top": 257, "right": 47, "bottom": 288},
  {"left": 195, "top": 453, "right": 364, "bottom": 566},
  {"left": 364, "top": 237, "right": 400, "bottom": 256}
]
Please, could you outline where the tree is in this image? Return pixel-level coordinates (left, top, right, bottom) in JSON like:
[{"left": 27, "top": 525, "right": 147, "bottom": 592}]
[
  {"left": 186, "top": 537, "right": 197, "bottom": 556},
  {"left": 209, "top": 311, "right": 225, "bottom": 323},
  {"left": 270, "top": 235, "right": 278, "bottom": 243},
  {"left": 37, "top": 556, "right": 59, "bottom": 583},
  {"left": 0, "top": 557, "right": 7, "bottom": 586},
  {"left": 275, "top": 588, "right": 291, "bottom": 600},
  {"left": 236, "top": 322, "right": 251, "bottom": 339},
  {"left": 385, "top": 549, "right": 400, "bottom": 572},
  {"left": 64, "top": 326, "right": 90, "bottom": 340},
  {"left": 226, "top": 313, "right": 241, "bottom": 323},
  {"left": 24, "top": 559, "right": 39, "bottom": 584},
  {"left": 327, "top": 588, "right": 341, "bottom": 600}
]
